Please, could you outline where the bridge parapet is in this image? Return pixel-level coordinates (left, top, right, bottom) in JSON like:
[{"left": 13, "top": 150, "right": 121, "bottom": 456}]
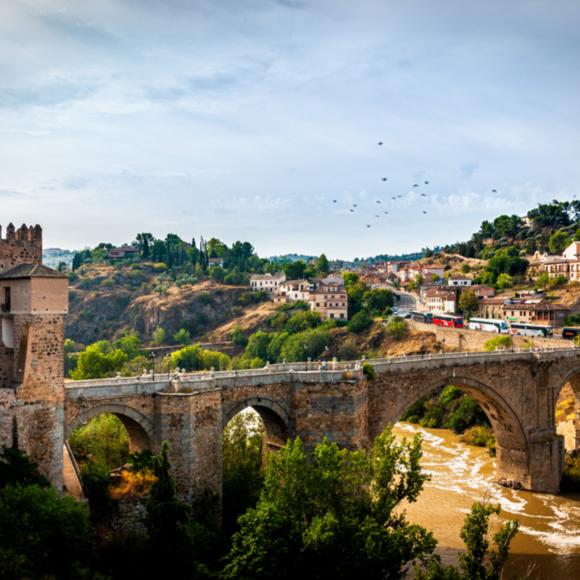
[{"left": 64, "top": 347, "right": 578, "bottom": 397}]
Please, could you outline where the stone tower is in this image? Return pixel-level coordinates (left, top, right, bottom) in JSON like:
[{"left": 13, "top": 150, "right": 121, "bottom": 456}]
[{"left": 0, "top": 224, "right": 68, "bottom": 487}]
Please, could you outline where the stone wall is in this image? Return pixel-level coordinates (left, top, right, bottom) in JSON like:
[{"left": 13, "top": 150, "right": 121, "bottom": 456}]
[
  {"left": 408, "top": 320, "right": 570, "bottom": 351},
  {"left": 0, "top": 224, "right": 42, "bottom": 273}
]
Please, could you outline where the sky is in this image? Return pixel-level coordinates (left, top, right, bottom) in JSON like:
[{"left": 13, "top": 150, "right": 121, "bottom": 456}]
[{"left": 1, "top": 0, "right": 580, "bottom": 259}]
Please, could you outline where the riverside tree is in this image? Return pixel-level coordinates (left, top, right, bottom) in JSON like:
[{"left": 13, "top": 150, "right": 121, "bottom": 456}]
[{"left": 222, "top": 427, "right": 436, "bottom": 580}]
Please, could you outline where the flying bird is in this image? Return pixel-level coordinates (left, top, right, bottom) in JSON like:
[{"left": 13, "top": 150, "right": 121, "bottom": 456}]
[
  {"left": 492, "top": 189, "right": 498, "bottom": 193},
  {"left": 422, "top": 210, "right": 428, "bottom": 214},
  {"left": 424, "top": 180, "right": 429, "bottom": 185},
  {"left": 420, "top": 193, "right": 427, "bottom": 197},
  {"left": 397, "top": 195, "right": 403, "bottom": 198},
  {"left": 384, "top": 211, "right": 389, "bottom": 214},
  {"left": 375, "top": 214, "right": 380, "bottom": 218},
  {"left": 391, "top": 196, "right": 396, "bottom": 200},
  {"left": 376, "top": 200, "right": 382, "bottom": 204},
  {"left": 353, "top": 204, "right": 358, "bottom": 207},
  {"left": 349, "top": 209, "right": 354, "bottom": 212},
  {"left": 377, "top": 141, "right": 383, "bottom": 146},
  {"left": 413, "top": 184, "right": 419, "bottom": 188},
  {"left": 332, "top": 199, "right": 337, "bottom": 203},
  {"left": 366, "top": 224, "right": 372, "bottom": 228},
  {"left": 381, "top": 177, "right": 388, "bottom": 182}
]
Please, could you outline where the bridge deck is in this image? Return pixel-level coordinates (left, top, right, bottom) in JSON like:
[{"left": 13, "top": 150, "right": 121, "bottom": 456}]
[{"left": 64, "top": 346, "right": 579, "bottom": 399}]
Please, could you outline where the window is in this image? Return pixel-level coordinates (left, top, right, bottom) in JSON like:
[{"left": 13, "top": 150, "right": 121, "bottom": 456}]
[{"left": 1, "top": 287, "right": 10, "bottom": 313}]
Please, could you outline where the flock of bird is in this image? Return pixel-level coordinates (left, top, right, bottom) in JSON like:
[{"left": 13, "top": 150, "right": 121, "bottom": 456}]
[{"left": 331, "top": 140, "right": 499, "bottom": 230}]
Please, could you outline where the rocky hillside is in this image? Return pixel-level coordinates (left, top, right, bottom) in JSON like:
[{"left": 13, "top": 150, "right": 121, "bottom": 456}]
[{"left": 66, "top": 263, "right": 264, "bottom": 345}]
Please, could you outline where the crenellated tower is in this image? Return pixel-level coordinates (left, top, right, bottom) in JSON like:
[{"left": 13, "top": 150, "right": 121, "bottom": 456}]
[{"left": 0, "top": 222, "right": 68, "bottom": 488}]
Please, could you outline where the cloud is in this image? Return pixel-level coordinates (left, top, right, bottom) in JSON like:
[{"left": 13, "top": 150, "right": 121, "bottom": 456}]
[{"left": 0, "top": 0, "right": 579, "bottom": 257}]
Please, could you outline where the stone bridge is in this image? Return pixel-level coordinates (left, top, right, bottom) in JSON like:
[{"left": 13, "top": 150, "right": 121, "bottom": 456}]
[{"left": 64, "top": 348, "right": 580, "bottom": 499}]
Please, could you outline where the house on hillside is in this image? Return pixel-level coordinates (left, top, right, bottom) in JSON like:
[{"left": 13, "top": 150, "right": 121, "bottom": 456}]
[
  {"left": 447, "top": 277, "right": 472, "bottom": 287},
  {"left": 275, "top": 280, "right": 312, "bottom": 303},
  {"left": 308, "top": 279, "right": 348, "bottom": 320},
  {"left": 208, "top": 257, "right": 225, "bottom": 269},
  {"left": 424, "top": 288, "right": 456, "bottom": 314},
  {"left": 108, "top": 246, "right": 139, "bottom": 259},
  {"left": 250, "top": 273, "right": 286, "bottom": 293},
  {"left": 529, "top": 241, "right": 580, "bottom": 282}
]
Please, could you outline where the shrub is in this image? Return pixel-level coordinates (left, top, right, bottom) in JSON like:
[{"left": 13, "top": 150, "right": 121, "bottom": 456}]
[
  {"left": 461, "top": 426, "right": 496, "bottom": 453},
  {"left": 362, "top": 362, "right": 376, "bottom": 380},
  {"left": 385, "top": 316, "right": 408, "bottom": 339},
  {"left": 173, "top": 328, "right": 191, "bottom": 345},
  {"left": 347, "top": 310, "right": 373, "bottom": 333},
  {"left": 483, "top": 335, "right": 511, "bottom": 351}
]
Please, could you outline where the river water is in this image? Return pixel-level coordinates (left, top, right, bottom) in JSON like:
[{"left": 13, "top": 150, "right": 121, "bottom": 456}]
[{"left": 393, "top": 422, "right": 580, "bottom": 579}]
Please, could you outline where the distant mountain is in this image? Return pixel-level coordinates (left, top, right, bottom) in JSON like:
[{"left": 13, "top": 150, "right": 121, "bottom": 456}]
[{"left": 43, "top": 248, "right": 76, "bottom": 269}]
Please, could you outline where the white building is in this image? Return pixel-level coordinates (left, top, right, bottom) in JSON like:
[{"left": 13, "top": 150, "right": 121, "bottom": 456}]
[
  {"left": 275, "top": 280, "right": 311, "bottom": 302},
  {"left": 250, "top": 273, "right": 286, "bottom": 293},
  {"left": 447, "top": 277, "right": 472, "bottom": 287}
]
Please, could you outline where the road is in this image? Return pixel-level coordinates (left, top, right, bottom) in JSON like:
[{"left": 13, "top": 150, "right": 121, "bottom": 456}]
[{"left": 394, "top": 289, "right": 418, "bottom": 310}]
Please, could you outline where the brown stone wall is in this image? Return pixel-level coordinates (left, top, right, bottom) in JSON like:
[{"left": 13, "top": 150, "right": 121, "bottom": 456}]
[
  {"left": 409, "top": 320, "right": 570, "bottom": 351},
  {"left": 291, "top": 379, "right": 368, "bottom": 450},
  {"left": 0, "top": 225, "right": 42, "bottom": 273}
]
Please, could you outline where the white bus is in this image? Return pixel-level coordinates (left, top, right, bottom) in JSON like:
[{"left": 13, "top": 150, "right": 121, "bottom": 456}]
[
  {"left": 468, "top": 318, "right": 508, "bottom": 333},
  {"left": 509, "top": 323, "right": 553, "bottom": 338}
]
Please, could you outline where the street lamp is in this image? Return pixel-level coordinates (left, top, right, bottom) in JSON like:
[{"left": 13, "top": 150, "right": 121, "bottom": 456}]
[{"left": 150, "top": 352, "right": 156, "bottom": 380}]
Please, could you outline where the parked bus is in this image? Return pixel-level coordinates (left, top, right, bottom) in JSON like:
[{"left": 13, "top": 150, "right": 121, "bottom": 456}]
[
  {"left": 467, "top": 318, "right": 508, "bottom": 334},
  {"left": 509, "top": 323, "right": 553, "bottom": 338},
  {"left": 562, "top": 327, "right": 580, "bottom": 340},
  {"left": 411, "top": 311, "right": 433, "bottom": 324},
  {"left": 432, "top": 314, "right": 464, "bottom": 328}
]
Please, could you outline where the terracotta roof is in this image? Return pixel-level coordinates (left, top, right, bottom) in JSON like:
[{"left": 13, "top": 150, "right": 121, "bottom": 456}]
[{"left": 0, "top": 263, "right": 67, "bottom": 279}]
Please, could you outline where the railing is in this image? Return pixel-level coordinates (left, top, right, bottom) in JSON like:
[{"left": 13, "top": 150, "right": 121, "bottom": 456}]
[{"left": 64, "top": 346, "right": 580, "bottom": 391}]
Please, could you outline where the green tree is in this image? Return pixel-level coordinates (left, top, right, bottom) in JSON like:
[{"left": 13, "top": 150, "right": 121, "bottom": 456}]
[
  {"left": 316, "top": 254, "right": 330, "bottom": 275},
  {"left": 209, "top": 266, "right": 226, "bottom": 283},
  {"left": 548, "top": 230, "right": 570, "bottom": 255},
  {"left": 385, "top": 316, "right": 408, "bottom": 339},
  {"left": 417, "top": 502, "right": 518, "bottom": 580},
  {"left": 458, "top": 290, "right": 479, "bottom": 318},
  {"left": 245, "top": 331, "right": 273, "bottom": 362},
  {"left": 0, "top": 447, "right": 49, "bottom": 488},
  {"left": 173, "top": 328, "right": 191, "bottom": 345},
  {"left": 69, "top": 413, "right": 130, "bottom": 471},
  {"left": 536, "top": 272, "right": 550, "bottom": 290},
  {"left": 222, "top": 428, "right": 435, "bottom": 580},
  {"left": 364, "top": 288, "right": 395, "bottom": 315},
  {"left": 70, "top": 340, "right": 128, "bottom": 380},
  {"left": 283, "top": 260, "right": 307, "bottom": 280},
  {"left": 222, "top": 411, "right": 265, "bottom": 533},
  {"left": 279, "top": 328, "right": 330, "bottom": 361},
  {"left": 347, "top": 310, "right": 373, "bottom": 333},
  {"left": 495, "top": 273, "right": 513, "bottom": 290},
  {"left": 145, "top": 443, "right": 197, "bottom": 579},
  {"left": 0, "top": 484, "right": 93, "bottom": 578},
  {"left": 152, "top": 326, "right": 167, "bottom": 346}
]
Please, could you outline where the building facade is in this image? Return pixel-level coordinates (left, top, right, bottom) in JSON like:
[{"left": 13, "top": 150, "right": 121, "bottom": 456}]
[{"left": 250, "top": 273, "right": 286, "bottom": 293}]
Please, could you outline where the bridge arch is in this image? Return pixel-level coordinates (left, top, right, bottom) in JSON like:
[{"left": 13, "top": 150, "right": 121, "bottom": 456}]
[
  {"left": 67, "top": 403, "right": 154, "bottom": 452},
  {"left": 553, "top": 367, "right": 580, "bottom": 452},
  {"left": 223, "top": 397, "right": 292, "bottom": 449},
  {"left": 374, "top": 373, "right": 532, "bottom": 489}
]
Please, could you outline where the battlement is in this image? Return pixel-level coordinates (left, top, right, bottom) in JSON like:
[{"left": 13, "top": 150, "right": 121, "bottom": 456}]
[{"left": 0, "top": 223, "right": 42, "bottom": 272}]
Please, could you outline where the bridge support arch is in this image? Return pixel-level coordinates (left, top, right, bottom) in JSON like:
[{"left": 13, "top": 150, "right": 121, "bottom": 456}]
[
  {"left": 223, "top": 397, "right": 293, "bottom": 450},
  {"left": 66, "top": 403, "right": 154, "bottom": 452},
  {"left": 368, "top": 372, "right": 563, "bottom": 493}
]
